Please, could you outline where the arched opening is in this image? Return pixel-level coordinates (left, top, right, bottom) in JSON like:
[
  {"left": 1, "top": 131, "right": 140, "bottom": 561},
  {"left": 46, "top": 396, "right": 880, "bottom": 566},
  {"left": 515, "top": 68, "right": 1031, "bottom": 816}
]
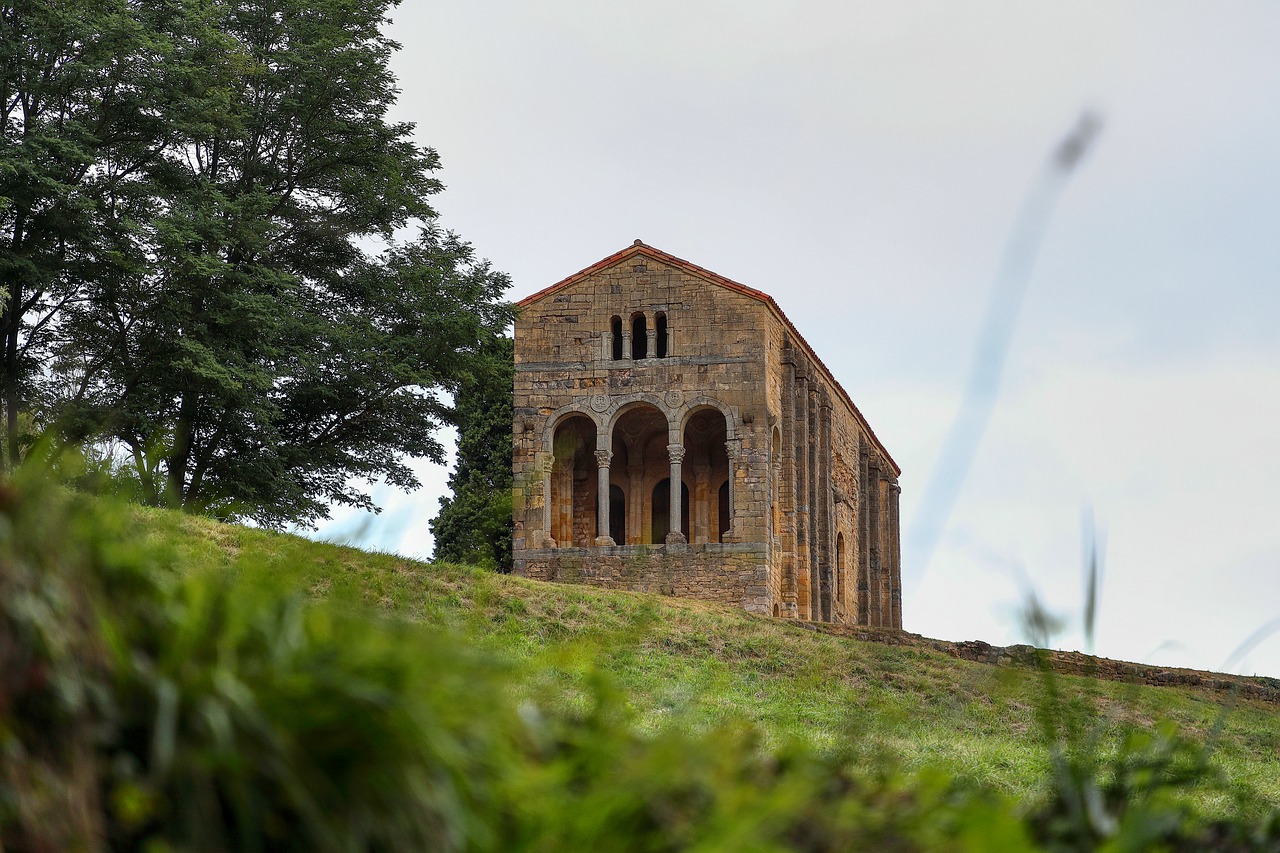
[
  {"left": 773, "top": 603, "right": 780, "bottom": 618},
  {"left": 682, "top": 407, "right": 731, "bottom": 544},
  {"left": 550, "top": 414, "right": 596, "bottom": 547},
  {"left": 609, "top": 484, "right": 626, "bottom": 544},
  {"left": 631, "top": 313, "right": 648, "bottom": 359},
  {"left": 610, "top": 316, "right": 623, "bottom": 360},
  {"left": 718, "top": 482, "right": 730, "bottom": 541},
  {"left": 655, "top": 312, "right": 668, "bottom": 358},
  {"left": 651, "top": 479, "right": 689, "bottom": 544},
  {"left": 610, "top": 404, "right": 667, "bottom": 545}
]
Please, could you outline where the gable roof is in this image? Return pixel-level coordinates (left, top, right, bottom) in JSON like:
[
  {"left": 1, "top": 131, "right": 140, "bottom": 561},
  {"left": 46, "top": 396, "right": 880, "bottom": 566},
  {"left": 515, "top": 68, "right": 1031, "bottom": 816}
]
[{"left": 519, "top": 241, "right": 900, "bottom": 476}]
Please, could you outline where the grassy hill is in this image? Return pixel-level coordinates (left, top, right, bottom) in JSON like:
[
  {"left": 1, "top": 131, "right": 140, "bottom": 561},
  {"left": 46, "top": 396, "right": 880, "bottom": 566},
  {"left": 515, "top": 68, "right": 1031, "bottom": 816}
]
[{"left": 145, "top": 507, "right": 1280, "bottom": 820}]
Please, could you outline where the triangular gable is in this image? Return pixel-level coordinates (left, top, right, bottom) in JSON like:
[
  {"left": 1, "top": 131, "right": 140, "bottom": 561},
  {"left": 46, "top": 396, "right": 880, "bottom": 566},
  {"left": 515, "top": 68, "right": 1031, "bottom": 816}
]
[{"left": 518, "top": 241, "right": 900, "bottom": 476}]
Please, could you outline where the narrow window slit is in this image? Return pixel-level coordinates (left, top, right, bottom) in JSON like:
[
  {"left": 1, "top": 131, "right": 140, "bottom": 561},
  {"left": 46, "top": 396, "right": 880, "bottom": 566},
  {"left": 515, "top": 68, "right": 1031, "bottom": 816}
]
[{"left": 631, "top": 313, "right": 647, "bottom": 359}]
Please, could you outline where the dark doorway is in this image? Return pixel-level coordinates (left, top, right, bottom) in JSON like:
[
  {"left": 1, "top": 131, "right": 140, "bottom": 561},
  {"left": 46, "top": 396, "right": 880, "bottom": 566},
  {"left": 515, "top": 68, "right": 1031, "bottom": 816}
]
[
  {"left": 609, "top": 485, "right": 626, "bottom": 543},
  {"left": 718, "top": 481, "right": 730, "bottom": 542},
  {"left": 651, "top": 479, "right": 690, "bottom": 543}
]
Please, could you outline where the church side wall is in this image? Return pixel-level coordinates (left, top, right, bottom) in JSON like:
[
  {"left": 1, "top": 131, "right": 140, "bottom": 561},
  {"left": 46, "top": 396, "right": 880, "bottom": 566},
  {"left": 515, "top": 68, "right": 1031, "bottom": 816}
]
[{"left": 767, "top": 333, "right": 902, "bottom": 629}]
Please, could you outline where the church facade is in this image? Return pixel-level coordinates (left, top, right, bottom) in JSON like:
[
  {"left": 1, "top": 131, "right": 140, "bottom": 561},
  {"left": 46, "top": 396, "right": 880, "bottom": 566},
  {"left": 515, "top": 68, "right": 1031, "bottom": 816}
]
[{"left": 511, "top": 241, "right": 902, "bottom": 628}]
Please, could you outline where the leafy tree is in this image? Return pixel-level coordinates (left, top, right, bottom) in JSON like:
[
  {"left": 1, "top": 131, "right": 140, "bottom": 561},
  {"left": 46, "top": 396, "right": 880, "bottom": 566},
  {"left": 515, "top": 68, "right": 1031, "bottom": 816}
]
[
  {"left": 44, "top": 0, "right": 513, "bottom": 526},
  {"left": 431, "top": 335, "right": 513, "bottom": 571},
  {"left": 0, "top": 0, "right": 163, "bottom": 469}
]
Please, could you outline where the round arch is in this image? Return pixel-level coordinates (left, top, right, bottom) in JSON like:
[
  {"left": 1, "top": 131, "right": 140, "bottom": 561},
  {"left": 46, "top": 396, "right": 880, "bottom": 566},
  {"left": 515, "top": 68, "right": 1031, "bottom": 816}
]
[
  {"left": 675, "top": 396, "right": 738, "bottom": 440},
  {"left": 540, "top": 405, "right": 602, "bottom": 454},
  {"left": 603, "top": 393, "right": 676, "bottom": 435}
]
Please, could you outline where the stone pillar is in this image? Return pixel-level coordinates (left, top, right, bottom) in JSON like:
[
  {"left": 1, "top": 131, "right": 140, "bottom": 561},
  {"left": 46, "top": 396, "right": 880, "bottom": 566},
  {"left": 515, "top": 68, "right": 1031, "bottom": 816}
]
[
  {"left": 867, "top": 464, "right": 882, "bottom": 627},
  {"left": 627, "top": 461, "right": 644, "bottom": 545},
  {"left": 857, "top": 448, "right": 871, "bottom": 625},
  {"left": 808, "top": 387, "right": 821, "bottom": 622},
  {"left": 540, "top": 455, "right": 556, "bottom": 548},
  {"left": 646, "top": 327, "right": 657, "bottom": 358},
  {"left": 666, "top": 443, "right": 687, "bottom": 545},
  {"left": 771, "top": 455, "right": 782, "bottom": 550},
  {"left": 818, "top": 398, "right": 833, "bottom": 623},
  {"left": 781, "top": 355, "right": 798, "bottom": 617},
  {"left": 723, "top": 437, "right": 742, "bottom": 542},
  {"left": 880, "top": 479, "right": 890, "bottom": 625},
  {"left": 594, "top": 448, "right": 614, "bottom": 546},
  {"left": 621, "top": 330, "right": 632, "bottom": 360},
  {"left": 889, "top": 480, "right": 902, "bottom": 629},
  {"left": 795, "top": 373, "right": 810, "bottom": 620},
  {"left": 693, "top": 465, "right": 710, "bottom": 544},
  {"left": 555, "top": 459, "right": 574, "bottom": 547}
]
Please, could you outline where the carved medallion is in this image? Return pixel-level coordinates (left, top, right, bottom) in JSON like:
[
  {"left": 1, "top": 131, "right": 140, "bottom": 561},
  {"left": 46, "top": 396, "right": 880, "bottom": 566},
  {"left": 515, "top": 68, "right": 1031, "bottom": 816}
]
[
  {"left": 664, "top": 389, "right": 683, "bottom": 408},
  {"left": 590, "top": 394, "right": 609, "bottom": 413}
]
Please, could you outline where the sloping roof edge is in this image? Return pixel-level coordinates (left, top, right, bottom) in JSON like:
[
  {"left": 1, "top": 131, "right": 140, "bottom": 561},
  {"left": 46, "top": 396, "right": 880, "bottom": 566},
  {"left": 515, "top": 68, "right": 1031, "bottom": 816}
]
[{"left": 517, "top": 241, "right": 900, "bottom": 476}]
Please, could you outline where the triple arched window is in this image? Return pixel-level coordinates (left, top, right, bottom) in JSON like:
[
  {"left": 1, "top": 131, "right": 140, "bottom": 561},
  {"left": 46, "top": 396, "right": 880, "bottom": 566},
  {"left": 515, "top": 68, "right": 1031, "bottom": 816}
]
[{"left": 608, "top": 311, "right": 668, "bottom": 360}]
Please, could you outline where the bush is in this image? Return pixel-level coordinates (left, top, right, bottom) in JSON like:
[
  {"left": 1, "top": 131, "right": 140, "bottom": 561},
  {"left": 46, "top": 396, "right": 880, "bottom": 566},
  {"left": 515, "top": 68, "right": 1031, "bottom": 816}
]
[{"left": 1, "top": 468, "right": 1277, "bottom": 850}]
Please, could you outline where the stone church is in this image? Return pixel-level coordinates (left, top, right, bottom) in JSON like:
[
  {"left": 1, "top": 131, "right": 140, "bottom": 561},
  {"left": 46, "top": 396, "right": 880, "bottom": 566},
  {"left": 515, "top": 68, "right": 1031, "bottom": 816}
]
[{"left": 511, "top": 241, "right": 902, "bottom": 628}]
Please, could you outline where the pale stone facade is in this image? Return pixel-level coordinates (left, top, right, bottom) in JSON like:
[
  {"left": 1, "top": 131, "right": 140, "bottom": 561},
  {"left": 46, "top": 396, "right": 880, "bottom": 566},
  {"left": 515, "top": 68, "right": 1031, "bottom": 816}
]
[{"left": 511, "top": 241, "right": 902, "bottom": 628}]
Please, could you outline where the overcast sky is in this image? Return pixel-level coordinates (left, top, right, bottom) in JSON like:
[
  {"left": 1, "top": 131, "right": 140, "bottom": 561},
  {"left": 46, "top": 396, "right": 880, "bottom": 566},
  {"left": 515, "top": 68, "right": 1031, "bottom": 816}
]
[{"left": 311, "top": 2, "right": 1280, "bottom": 677}]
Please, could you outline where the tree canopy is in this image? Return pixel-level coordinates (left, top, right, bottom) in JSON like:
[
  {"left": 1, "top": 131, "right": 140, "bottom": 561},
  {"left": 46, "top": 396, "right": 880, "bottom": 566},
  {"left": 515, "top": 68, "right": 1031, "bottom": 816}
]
[{"left": 2, "top": 0, "right": 513, "bottom": 526}]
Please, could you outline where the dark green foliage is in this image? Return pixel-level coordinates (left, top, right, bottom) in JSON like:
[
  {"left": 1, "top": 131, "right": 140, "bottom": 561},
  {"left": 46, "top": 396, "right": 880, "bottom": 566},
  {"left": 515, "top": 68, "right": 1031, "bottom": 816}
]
[
  {"left": 0, "top": 0, "right": 163, "bottom": 468},
  {"left": 5, "top": 0, "right": 514, "bottom": 525},
  {"left": 431, "top": 335, "right": 514, "bottom": 571}
]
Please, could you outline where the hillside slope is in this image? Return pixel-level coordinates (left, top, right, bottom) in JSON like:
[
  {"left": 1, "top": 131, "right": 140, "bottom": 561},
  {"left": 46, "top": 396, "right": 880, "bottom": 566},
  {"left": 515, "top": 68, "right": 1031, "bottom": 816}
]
[{"left": 147, "top": 508, "right": 1280, "bottom": 817}]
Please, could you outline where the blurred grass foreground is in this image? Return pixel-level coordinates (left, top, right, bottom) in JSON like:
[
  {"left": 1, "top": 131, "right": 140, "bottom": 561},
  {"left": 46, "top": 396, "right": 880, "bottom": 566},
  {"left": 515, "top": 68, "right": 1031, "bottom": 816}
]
[{"left": 2, "top": 467, "right": 1279, "bottom": 851}]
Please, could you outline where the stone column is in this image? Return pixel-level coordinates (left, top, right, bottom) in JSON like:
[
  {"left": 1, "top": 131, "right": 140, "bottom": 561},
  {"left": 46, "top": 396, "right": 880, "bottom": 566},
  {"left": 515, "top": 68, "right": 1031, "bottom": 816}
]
[
  {"left": 808, "top": 388, "right": 821, "bottom": 622},
  {"left": 627, "top": 461, "right": 644, "bottom": 545},
  {"left": 724, "top": 437, "right": 742, "bottom": 542},
  {"left": 555, "top": 459, "right": 574, "bottom": 547},
  {"left": 540, "top": 455, "right": 556, "bottom": 548},
  {"left": 856, "top": 448, "right": 870, "bottom": 625},
  {"left": 781, "top": 356, "right": 798, "bottom": 617},
  {"left": 621, "top": 330, "right": 632, "bottom": 360},
  {"left": 795, "top": 373, "right": 810, "bottom": 619},
  {"left": 594, "top": 449, "right": 614, "bottom": 546},
  {"left": 889, "top": 480, "right": 902, "bottom": 629},
  {"left": 867, "top": 465, "right": 882, "bottom": 627},
  {"left": 818, "top": 398, "right": 833, "bottom": 622},
  {"left": 693, "top": 465, "right": 710, "bottom": 544},
  {"left": 771, "top": 455, "right": 782, "bottom": 550},
  {"left": 646, "top": 327, "right": 657, "bottom": 358},
  {"left": 666, "top": 443, "right": 687, "bottom": 545}
]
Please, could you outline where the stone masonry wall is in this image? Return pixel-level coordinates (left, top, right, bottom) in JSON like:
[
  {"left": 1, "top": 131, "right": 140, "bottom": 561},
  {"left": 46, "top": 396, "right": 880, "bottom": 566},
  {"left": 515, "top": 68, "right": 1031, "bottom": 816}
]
[{"left": 521, "top": 543, "right": 770, "bottom": 613}]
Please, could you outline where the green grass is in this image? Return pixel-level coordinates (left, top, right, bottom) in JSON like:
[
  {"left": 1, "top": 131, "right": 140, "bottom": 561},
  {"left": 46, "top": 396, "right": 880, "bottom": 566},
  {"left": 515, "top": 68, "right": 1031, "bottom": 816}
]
[{"left": 145, "top": 507, "right": 1280, "bottom": 819}]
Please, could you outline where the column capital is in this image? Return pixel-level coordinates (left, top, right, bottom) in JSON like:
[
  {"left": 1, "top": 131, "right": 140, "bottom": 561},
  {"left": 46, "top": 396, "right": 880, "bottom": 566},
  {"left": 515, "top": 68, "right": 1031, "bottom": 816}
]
[
  {"left": 594, "top": 449, "right": 612, "bottom": 468},
  {"left": 667, "top": 443, "right": 686, "bottom": 464},
  {"left": 725, "top": 437, "right": 743, "bottom": 462}
]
